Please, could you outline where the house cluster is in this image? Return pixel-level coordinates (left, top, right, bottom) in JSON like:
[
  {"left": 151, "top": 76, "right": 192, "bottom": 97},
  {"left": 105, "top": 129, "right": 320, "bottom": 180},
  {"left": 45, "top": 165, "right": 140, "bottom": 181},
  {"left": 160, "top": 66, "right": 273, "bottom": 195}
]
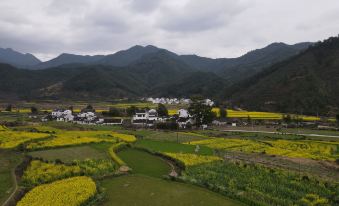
[
  {"left": 42, "top": 109, "right": 123, "bottom": 125},
  {"left": 131, "top": 108, "right": 195, "bottom": 128},
  {"left": 146, "top": 97, "right": 191, "bottom": 105},
  {"left": 146, "top": 97, "right": 215, "bottom": 107}
]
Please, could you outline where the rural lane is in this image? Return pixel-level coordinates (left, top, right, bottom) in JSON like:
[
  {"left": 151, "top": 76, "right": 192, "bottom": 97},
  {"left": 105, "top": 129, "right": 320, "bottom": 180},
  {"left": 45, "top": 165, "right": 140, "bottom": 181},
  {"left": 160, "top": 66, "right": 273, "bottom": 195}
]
[{"left": 222, "top": 129, "right": 339, "bottom": 139}]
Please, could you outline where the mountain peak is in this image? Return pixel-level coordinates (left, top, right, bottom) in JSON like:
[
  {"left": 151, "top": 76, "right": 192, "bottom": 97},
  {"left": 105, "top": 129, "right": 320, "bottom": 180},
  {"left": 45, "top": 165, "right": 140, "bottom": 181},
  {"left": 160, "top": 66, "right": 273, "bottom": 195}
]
[{"left": 0, "top": 47, "right": 41, "bottom": 67}]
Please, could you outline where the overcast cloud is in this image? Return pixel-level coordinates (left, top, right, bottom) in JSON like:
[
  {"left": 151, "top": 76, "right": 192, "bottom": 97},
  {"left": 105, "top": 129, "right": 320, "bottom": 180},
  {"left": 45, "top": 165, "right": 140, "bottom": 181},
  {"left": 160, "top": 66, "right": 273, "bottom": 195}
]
[{"left": 0, "top": 0, "right": 338, "bottom": 61}]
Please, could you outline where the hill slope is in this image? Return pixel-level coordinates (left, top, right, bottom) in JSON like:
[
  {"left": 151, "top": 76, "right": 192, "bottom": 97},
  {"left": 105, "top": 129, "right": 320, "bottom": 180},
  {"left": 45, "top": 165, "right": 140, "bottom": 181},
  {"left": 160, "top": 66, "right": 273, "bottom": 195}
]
[
  {"left": 228, "top": 37, "right": 339, "bottom": 115},
  {"left": 0, "top": 48, "right": 41, "bottom": 68},
  {"left": 34, "top": 53, "right": 104, "bottom": 69},
  {"left": 180, "top": 42, "right": 312, "bottom": 82}
]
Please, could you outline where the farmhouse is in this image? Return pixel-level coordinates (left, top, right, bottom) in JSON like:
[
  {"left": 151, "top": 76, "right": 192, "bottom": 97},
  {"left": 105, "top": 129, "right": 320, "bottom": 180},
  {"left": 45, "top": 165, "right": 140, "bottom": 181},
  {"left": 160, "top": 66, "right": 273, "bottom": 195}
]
[
  {"left": 176, "top": 109, "right": 195, "bottom": 128},
  {"left": 132, "top": 109, "right": 159, "bottom": 126},
  {"left": 51, "top": 109, "right": 74, "bottom": 122}
]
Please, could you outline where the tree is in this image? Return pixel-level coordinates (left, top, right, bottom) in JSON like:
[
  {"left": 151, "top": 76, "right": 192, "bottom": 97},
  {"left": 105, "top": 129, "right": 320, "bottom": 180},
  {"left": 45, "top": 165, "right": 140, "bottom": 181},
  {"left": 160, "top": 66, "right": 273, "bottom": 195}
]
[
  {"left": 102, "top": 107, "right": 121, "bottom": 117},
  {"left": 30, "top": 106, "right": 38, "bottom": 114},
  {"left": 188, "top": 98, "right": 215, "bottom": 127},
  {"left": 81, "top": 104, "right": 95, "bottom": 113},
  {"left": 283, "top": 114, "right": 292, "bottom": 124},
  {"left": 336, "top": 114, "right": 339, "bottom": 126},
  {"left": 5, "top": 104, "right": 12, "bottom": 112},
  {"left": 219, "top": 107, "right": 227, "bottom": 119},
  {"left": 157, "top": 103, "right": 168, "bottom": 117},
  {"left": 126, "top": 106, "right": 137, "bottom": 116}
]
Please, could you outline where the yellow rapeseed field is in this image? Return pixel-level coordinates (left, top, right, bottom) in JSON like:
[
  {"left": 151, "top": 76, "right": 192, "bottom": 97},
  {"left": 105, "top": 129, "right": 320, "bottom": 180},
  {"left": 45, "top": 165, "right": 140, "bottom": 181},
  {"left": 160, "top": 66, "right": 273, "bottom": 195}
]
[
  {"left": 112, "top": 132, "right": 137, "bottom": 142},
  {"left": 0, "top": 130, "right": 50, "bottom": 149},
  {"left": 164, "top": 153, "right": 221, "bottom": 166},
  {"left": 26, "top": 131, "right": 117, "bottom": 149},
  {"left": 17, "top": 176, "right": 96, "bottom": 206},
  {"left": 22, "top": 160, "right": 82, "bottom": 186},
  {"left": 189, "top": 138, "right": 339, "bottom": 161}
]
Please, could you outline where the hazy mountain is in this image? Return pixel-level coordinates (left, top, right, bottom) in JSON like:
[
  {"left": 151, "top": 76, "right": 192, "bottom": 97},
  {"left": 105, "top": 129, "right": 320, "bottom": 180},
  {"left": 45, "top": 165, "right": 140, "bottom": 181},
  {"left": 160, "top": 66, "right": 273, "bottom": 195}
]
[
  {"left": 98, "top": 45, "right": 161, "bottom": 66},
  {"left": 180, "top": 42, "right": 313, "bottom": 82},
  {"left": 0, "top": 48, "right": 41, "bottom": 68},
  {"left": 227, "top": 37, "right": 339, "bottom": 115},
  {"left": 34, "top": 53, "right": 105, "bottom": 69}
]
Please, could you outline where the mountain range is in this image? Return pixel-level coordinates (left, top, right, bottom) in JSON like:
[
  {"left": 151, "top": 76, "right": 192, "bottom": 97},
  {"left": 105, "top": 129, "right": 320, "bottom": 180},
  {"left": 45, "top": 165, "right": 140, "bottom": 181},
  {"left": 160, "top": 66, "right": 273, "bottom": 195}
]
[{"left": 0, "top": 36, "right": 338, "bottom": 115}]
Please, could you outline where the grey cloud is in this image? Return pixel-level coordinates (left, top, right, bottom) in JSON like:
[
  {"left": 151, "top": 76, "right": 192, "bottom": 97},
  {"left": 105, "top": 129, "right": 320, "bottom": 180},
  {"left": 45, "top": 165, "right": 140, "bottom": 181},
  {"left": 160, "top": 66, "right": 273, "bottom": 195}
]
[
  {"left": 158, "top": 0, "right": 248, "bottom": 32},
  {"left": 0, "top": 0, "right": 338, "bottom": 61},
  {"left": 126, "top": 0, "right": 163, "bottom": 13}
]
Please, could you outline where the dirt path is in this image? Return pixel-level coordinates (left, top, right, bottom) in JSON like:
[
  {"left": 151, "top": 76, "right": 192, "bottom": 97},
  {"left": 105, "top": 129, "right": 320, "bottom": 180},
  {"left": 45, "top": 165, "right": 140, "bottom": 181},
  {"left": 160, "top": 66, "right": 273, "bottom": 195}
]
[
  {"left": 1, "top": 169, "right": 18, "bottom": 206},
  {"left": 222, "top": 129, "right": 339, "bottom": 139}
]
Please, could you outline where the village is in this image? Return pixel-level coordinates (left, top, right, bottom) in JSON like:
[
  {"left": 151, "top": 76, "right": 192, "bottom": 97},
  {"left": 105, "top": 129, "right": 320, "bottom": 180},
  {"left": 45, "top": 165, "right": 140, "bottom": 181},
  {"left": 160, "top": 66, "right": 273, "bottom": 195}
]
[{"left": 41, "top": 103, "right": 202, "bottom": 129}]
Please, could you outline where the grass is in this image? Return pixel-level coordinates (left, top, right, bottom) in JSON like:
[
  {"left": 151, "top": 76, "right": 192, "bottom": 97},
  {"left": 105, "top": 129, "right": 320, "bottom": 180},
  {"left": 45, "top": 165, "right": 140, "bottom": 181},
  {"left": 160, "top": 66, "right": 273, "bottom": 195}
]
[
  {"left": 117, "top": 148, "right": 171, "bottom": 178},
  {"left": 28, "top": 144, "right": 109, "bottom": 163},
  {"left": 135, "top": 139, "right": 214, "bottom": 155},
  {"left": 126, "top": 130, "right": 210, "bottom": 143},
  {"left": 0, "top": 150, "right": 23, "bottom": 205},
  {"left": 100, "top": 175, "right": 242, "bottom": 206}
]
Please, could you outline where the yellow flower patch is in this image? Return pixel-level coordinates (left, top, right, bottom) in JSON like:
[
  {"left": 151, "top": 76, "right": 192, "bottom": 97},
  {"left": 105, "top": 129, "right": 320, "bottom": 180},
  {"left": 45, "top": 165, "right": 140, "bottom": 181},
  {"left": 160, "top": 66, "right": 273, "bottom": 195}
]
[
  {"left": 17, "top": 176, "right": 96, "bottom": 206},
  {"left": 164, "top": 152, "right": 221, "bottom": 166}
]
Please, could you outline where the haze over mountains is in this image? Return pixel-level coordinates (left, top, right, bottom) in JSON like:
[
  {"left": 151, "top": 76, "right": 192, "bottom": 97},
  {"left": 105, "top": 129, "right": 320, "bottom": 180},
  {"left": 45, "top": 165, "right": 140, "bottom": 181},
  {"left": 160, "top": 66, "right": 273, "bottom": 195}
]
[{"left": 0, "top": 36, "right": 338, "bottom": 115}]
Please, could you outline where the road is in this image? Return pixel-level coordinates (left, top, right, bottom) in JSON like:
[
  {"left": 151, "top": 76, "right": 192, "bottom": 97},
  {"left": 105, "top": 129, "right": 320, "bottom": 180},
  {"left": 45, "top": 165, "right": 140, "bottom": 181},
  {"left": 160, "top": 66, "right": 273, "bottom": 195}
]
[{"left": 222, "top": 129, "right": 339, "bottom": 139}]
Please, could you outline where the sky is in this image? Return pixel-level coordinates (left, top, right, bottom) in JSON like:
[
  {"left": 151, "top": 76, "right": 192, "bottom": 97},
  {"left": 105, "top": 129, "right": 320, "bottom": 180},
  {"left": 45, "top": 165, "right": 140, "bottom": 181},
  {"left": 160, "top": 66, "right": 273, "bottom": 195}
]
[{"left": 0, "top": 0, "right": 338, "bottom": 61}]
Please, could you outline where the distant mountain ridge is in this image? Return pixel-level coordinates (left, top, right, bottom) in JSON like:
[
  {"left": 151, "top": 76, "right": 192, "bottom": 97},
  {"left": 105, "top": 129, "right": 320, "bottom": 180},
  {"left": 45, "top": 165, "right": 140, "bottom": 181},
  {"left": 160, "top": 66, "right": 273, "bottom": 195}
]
[
  {"left": 1, "top": 42, "right": 312, "bottom": 73},
  {"left": 0, "top": 48, "right": 41, "bottom": 68},
  {"left": 3, "top": 38, "right": 338, "bottom": 115},
  {"left": 34, "top": 53, "right": 105, "bottom": 69}
]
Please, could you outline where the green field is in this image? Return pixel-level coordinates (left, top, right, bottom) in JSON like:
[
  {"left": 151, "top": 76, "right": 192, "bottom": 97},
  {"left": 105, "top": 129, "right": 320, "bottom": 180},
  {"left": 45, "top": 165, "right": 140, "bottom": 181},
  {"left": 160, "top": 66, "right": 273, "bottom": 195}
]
[
  {"left": 182, "top": 161, "right": 338, "bottom": 206},
  {"left": 28, "top": 144, "right": 110, "bottom": 163},
  {"left": 124, "top": 130, "right": 210, "bottom": 143},
  {"left": 118, "top": 148, "right": 171, "bottom": 178},
  {"left": 100, "top": 175, "right": 242, "bottom": 206},
  {"left": 135, "top": 139, "right": 214, "bottom": 155},
  {"left": 0, "top": 150, "right": 23, "bottom": 205}
]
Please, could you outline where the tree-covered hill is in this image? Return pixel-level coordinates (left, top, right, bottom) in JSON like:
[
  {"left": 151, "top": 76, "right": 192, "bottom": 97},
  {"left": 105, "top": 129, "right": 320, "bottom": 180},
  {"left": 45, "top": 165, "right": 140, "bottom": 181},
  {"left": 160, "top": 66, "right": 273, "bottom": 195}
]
[{"left": 227, "top": 36, "right": 339, "bottom": 115}]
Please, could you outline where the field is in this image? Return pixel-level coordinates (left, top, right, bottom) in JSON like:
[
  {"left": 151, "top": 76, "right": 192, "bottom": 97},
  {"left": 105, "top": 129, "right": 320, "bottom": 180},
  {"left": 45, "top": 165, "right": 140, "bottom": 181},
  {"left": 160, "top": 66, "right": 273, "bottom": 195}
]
[
  {"left": 118, "top": 148, "right": 171, "bottom": 178},
  {"left": 1, "top": 113, "right": 338, "bottom": 206},
  {"left": 181, "top": 161, "right": 338, "bottom": 206},
  {"left": 17, "top": 176, "right": 96, "bottom": 206},
  {"left": 0, "top": 130, "right": 50, "bottom": 149},
  {"left": 100, "top": 175, "right": 242, "bottom": 206},
  {"left": 189, "top": 138, "right": 339, "bottom": 161},
  {"left": 135, "top": 139, "right": 214, "bottom": 155},
  {"left": 28, "top": 144, "right": 110, "bottom": 163},
  {"left": 125, "top": 130, "right": 210, "bottom": 143}
]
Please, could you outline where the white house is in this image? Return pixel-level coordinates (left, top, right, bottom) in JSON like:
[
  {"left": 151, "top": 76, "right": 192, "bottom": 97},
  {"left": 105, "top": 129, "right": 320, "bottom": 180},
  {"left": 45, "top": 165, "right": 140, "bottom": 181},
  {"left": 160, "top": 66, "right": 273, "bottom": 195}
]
[
  {"left": 204, "top": 99, "right": 214, "bottom": 106},
  {"left": 178, "top": 109, "right": 190, "bottom": 118},
  {"left": 51, "top": 109, "right": 74, "bottom": 122},
  {"left": 132, "top": 109, "right": 158, "bottom": 125}
]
